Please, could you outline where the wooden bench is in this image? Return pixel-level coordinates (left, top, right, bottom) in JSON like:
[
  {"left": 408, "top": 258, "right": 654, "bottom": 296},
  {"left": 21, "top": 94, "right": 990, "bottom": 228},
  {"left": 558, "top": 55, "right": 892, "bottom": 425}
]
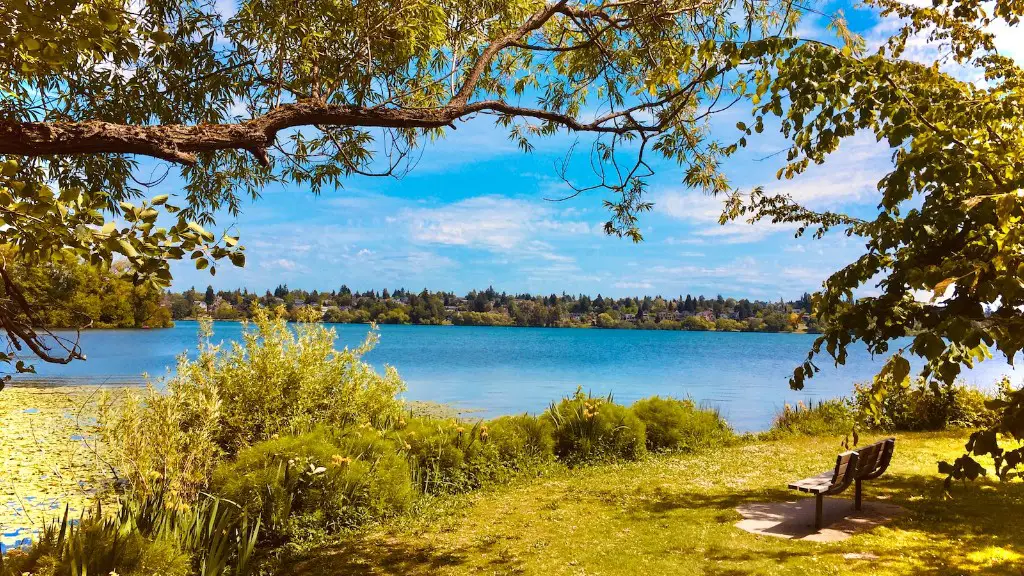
[{"left": 788, "top": 438, "right": 896, "bottom": 530}]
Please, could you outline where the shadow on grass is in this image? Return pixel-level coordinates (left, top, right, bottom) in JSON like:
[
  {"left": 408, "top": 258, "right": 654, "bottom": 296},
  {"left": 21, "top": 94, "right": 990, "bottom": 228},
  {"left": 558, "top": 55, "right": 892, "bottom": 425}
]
[
  {"left": 287, "top": 535, "right": 468, "bottom": 576},
  {"left": 287, "top": 469, "right": 1024, "bottom": 576}
]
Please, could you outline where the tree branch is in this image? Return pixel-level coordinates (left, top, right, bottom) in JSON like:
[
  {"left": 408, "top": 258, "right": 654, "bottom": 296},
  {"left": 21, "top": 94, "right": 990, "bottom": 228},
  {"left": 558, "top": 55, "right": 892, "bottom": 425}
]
[{"left": 2, "top": 97, "right": 667, "bottom": 166}]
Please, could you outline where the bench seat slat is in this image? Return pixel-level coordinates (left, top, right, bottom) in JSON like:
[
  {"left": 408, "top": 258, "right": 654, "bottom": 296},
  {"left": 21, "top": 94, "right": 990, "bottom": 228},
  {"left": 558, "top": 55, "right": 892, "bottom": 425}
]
[{"left": 788, "top": 471, "right": 835, "bottom": 493}]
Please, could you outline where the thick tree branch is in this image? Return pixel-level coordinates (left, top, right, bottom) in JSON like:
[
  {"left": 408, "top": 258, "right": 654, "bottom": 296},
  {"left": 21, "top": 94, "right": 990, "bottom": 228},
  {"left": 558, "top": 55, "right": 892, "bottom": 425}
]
[{"left": 1, "top": 98, "right": 665, "bottom": 167}]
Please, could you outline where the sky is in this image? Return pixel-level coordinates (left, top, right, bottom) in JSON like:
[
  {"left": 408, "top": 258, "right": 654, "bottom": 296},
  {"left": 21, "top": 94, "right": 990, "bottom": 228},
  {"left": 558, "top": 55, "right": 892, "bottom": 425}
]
[{"left": 162, "top": 0, "right": 1024, "bottom": 300}]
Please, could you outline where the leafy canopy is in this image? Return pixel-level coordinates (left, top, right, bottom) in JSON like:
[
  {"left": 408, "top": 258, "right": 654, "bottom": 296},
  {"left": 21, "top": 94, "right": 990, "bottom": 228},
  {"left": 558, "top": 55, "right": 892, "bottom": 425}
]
[
  {"left": 718, "top": 0, "right": 1024, "bottom": 483},
  {"left": 1, "top": 0, "right": 836, "bottom": 375}
]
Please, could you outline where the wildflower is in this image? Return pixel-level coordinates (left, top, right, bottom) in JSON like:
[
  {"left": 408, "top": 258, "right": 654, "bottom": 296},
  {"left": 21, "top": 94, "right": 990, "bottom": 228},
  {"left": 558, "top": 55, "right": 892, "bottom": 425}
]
[
  {"left": 331, "top": 454, "right": 351, "bottom": 467},
  {"left": 271, "top": 433, "right": 280, "bottom": 440},
  {"left": 109, "top": 572, "right": 119, "bottom": 576},
  {"left": 404, "top": 442, "right": 412, "bottom": 450},
  {"left": 456, "top": 426, "right": 465, "bottom": 434}
]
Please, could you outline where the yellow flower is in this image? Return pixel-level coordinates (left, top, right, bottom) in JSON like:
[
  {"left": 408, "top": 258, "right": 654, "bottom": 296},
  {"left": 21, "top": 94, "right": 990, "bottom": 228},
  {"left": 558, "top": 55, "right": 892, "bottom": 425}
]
[
  {"left": 331, "top": 454, "right": 351, "bottom": 467},
  {"left": 456, "top": 426, "right": 465, "bottom": 434},
  {"left": 404, "top": 442, "right": 412, "bottom": 450},
  {"left": 271, "top": 433, "right": 280, "bottom": 439}
]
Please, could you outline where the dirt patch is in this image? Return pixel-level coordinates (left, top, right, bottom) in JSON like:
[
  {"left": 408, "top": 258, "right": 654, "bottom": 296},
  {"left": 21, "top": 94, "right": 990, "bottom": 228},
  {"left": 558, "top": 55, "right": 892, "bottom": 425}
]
[{"left": 734, "top": 497, "right": 906, "bottom": 543}]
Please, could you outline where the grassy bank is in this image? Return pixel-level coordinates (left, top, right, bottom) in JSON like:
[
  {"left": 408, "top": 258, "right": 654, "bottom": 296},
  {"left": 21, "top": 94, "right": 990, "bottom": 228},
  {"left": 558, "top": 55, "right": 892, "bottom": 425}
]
[
  {"left": 288, "top": 431, "right": 1023, "bottom": 576},
  {"left": 3, "top": 385, "right": 1022, "bottom": 575}
]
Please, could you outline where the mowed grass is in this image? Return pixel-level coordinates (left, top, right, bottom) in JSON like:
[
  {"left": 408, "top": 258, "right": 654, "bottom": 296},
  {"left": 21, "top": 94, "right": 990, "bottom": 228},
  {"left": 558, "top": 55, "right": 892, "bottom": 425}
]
[{"left": 288, "top": 432, "right": 1024, "bottom": 576}]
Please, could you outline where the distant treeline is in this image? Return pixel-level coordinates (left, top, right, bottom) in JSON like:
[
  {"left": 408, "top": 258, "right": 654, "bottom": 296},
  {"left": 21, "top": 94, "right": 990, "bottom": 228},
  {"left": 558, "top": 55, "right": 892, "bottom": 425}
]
[{"left": 168, "top": 284, "right": 819, "bottom": 333}]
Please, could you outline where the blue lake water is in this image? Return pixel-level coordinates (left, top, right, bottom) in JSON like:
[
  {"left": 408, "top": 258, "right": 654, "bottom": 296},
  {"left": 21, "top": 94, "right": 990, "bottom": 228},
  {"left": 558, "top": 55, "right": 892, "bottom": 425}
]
[{"left": 19, "top": 321, "right": 1020, "bottom": 431}]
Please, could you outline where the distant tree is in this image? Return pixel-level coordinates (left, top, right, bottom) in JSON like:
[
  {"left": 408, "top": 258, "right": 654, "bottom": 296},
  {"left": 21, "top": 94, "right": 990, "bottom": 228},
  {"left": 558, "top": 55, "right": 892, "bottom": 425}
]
[
  {"left": 204, "top": 285, "right": 215, "bottom": 307},
  {"left": 273, "top": 284, "right": 289, "bottom": 299},
  {"left": 472, "top": 292, "right": 492, "bottom": 313}
]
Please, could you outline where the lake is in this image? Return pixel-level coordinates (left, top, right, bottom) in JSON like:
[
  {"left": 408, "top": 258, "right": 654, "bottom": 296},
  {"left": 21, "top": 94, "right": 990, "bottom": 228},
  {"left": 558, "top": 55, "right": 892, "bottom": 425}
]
[{"left": 18, "top": 321, "right": 1020, "bottom": 431}]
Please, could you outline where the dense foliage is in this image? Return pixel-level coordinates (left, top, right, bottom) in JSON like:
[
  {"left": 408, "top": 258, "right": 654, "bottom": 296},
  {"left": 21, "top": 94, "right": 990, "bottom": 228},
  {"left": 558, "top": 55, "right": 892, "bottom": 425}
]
[
  {"left": 632, "top": 396, "right": 734, "bottom": 452},
  {"left": 212, "top": 427, "right": 414, "bottom": 541},
  {"left": 99, "top": 308, "right": 405, "bottom": 502},
  {"left": 769, "top": 380, "right": 1003, "bottom": 438},
  {"left": 546, "top": 389, "right": 647, "bottom": 465},
  {"left": 716, "top": 0, "right": 1024, "bottom": 483},
  {"left": 2, "top": 0, "right": 832, "bottom": 376},
  {"left": 0, "top": 493, "right": 260, "bottom": 576},
  {"left": 172, "top": 283, "right": 815, "bottom": 332},
  {"left": 2, "top": 248, "right": 171, "bottom": 330}
]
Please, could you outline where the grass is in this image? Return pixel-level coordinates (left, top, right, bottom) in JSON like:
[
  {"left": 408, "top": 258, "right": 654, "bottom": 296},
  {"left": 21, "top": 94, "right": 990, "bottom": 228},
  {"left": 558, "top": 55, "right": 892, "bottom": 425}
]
[{"left": 285, "top": 431, "right": 1024, "bottom": 576}]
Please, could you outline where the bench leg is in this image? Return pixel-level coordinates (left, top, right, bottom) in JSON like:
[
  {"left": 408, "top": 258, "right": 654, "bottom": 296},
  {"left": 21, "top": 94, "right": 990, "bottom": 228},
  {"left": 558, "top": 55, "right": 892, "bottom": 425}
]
[
  {"left": 855, "top": 479, "right": 862, "bottom": 511},
  {"left": 815, "top": 494, "right": 823, "bottom": 531}
]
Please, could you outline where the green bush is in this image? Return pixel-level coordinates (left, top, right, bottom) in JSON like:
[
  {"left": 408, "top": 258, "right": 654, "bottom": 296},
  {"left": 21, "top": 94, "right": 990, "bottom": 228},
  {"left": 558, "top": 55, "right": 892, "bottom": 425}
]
[
  {"left": 212, "top": 427, "right": 413, "bottom": 540},
  {"left": 854, "top": 378, "right": 998, "bottom": 431},
  {"left": 485, "top": 414, "right": 555, "bottom": 466},
  {"left": 769, "top": 398, "right": 856, "bottom": 436},
  {"left": 392, "top": 418, "right": 486, "bottom": 494},
  {"left": 632, "top": 396, "right": 734, "bottom": 452},
  {"left": 545, "top": 388, "right": 646, "bottom": 465},
  {"left": 385, "top": 414, "right": 554, "bottom": 495},
  {"left": 100, "top": 307, "right": 406, "bottom": 503}
]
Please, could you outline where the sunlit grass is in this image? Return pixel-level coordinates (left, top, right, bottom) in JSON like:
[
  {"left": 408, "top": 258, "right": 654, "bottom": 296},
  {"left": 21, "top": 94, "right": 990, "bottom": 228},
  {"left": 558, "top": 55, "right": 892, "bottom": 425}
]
[{"left": 288, "top": 431, "right": 1024, "bottom": 575}]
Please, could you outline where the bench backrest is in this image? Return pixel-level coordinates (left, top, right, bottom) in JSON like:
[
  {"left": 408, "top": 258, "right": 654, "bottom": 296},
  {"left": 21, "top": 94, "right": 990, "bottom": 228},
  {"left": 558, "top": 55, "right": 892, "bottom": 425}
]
[
  {"left": 828, "top": 450, "right": 859, "bottom": 492},
  {"left": 853, "top": 438, "right": 895, "bottom": 480}
]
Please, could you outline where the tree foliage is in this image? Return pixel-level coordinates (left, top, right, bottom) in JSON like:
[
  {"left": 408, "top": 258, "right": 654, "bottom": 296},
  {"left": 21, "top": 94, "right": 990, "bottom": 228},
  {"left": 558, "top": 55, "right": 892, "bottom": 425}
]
[
  {"left": 719, "top": 0, "right": 1024, "bottom": 483},
  {"left": 2, "top": 0, "right": 841, "bottom": 378}
]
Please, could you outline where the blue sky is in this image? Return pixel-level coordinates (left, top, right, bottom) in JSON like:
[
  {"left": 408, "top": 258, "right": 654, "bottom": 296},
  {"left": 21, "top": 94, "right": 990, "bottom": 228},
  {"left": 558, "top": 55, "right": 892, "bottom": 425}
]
[{"left": 164, "top": 1, "right": 1023, "bottom": 300}]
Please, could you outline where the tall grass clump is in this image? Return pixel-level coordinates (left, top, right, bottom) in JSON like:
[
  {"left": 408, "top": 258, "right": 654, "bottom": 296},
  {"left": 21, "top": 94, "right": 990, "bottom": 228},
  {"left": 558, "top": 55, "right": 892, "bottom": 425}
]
[
  {"left": 545, "top": 387, "right": 646, "bottom": 465},
  {"left": 0, "top": 493, "right": 259, "bottom": 576},
  {"left": 632, "top": 396, "right": 734, "bottom": 452},
  {"left": 769, "top": 398, "right": 856, "bottom": 437},
  {"left": 99, "top": 306, "right": 406, "bottom": 504},
  {"left": 394, "top": 414, "right": 555, "bottom": 495}
]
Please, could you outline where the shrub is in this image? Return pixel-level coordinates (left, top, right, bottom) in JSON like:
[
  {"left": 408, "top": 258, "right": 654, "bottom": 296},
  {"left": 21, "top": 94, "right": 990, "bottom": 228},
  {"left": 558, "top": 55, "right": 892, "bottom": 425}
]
[
  {"left": 632, "top": 396, "right": 733, "bottom": 452},
  {"left": 100, "top": 308, "right": 406, "bottom": 502},
  {"left": 545, "top": 388, "right": 646, "bottom": 465},
  {"left": 769, "top": 398, "right": 856, "bottom": 436},
  {"left": 714, "top": 317, "right": 746, "bottom": 332},
  {"left": 211, "top": 307, "right": 406, "bottom": 452},
  {"left": 386, "top": 414, "right": 555, "bottom": 495},
  {"left": 854, "top": 378, "right": 997, "bottom": 431},
  {"left": 393, "top": 417, "right": 482, "bottom": 494},
  {"left": 485, "top": 414, "right": 555, "bottom": 466},
  {"left": 212, "top": 427, "right": 413, "bottom": 540}
]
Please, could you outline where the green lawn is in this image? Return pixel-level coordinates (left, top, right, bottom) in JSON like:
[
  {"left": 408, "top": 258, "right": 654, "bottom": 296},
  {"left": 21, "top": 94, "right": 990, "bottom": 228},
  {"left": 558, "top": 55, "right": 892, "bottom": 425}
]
[{"left": 288, "top": 432, "right": 1024, "bottom": 575}]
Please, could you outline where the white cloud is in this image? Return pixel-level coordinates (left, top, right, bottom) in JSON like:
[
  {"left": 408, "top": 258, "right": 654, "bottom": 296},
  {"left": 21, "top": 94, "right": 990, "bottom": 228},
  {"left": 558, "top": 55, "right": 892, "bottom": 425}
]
[
  {"left": 261, "top": 258, "right": 302, "bottom": 272},
  {"left": 400, "top": 195, "right": 596, "bottom": 260},
  {"left": 614, "top": 281, "right": 654, "bottom": 290}
]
